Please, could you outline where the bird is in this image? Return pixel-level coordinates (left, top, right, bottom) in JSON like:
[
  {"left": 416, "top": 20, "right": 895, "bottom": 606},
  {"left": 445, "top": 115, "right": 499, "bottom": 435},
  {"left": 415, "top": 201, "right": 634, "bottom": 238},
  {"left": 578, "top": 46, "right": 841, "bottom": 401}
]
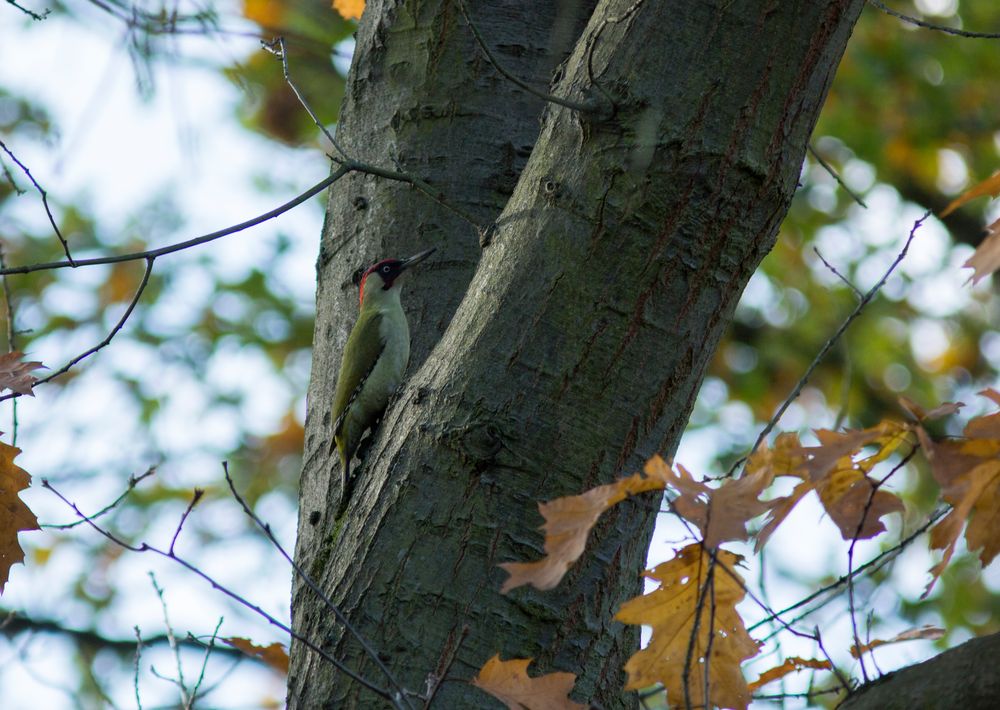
[{"left": 330, "top": 248, "right": 435, "bottom": 515}]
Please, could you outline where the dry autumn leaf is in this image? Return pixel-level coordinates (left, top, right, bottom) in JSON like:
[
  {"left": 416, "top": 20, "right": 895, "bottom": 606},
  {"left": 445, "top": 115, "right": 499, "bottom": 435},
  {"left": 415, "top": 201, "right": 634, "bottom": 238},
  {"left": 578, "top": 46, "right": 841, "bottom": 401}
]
[
  {"left": 849, "top": 625, "right": 944, "bottom": 659},
  {"left": 918, "top": 389, "right": 1000, "bottom": 596},
  {"left": 332, "top": 0, "right": 364, "bottom": 21},
  {"left": 0, "top": 440, "right": 39, "bottom": 593},
  {"left": 940, "top": 171, "right": 1000, "bottom": 217},
  {"left": 223, "top": 637, "right": 290, "bottom": 674},
  {"left": 499, "top": 461, "right": 670, "bottom": 593},
  {"left": 754, "top": 423, "right": 909, "bottom": 549},
  {"left": 0, "top": 351, "right": 44, "bottom": 396},
  {"left": 646, "top": 457, "right": 773, "bottom": 548},
  {"left": 615, "top": 545, "right": 761, "bottom": 710},
  {"left": 963, "top": 217, "right": 1000, "bottom": 285},
  {"left": 471, "top": 655, "right": 586, "bottom": 710},
  {"left": 501, "top": 456, "right": 775, "bottom": 593},
  {"left": 747, "top": 656, "right": 832, "bottom": 691}
]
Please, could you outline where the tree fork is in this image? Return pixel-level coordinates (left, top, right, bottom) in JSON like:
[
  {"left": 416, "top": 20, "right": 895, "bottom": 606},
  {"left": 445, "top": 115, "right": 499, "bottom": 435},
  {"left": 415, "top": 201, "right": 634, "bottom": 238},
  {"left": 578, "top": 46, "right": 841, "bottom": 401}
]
[{"left": 291, "top": 1, "right": 866, "bottom": 707}]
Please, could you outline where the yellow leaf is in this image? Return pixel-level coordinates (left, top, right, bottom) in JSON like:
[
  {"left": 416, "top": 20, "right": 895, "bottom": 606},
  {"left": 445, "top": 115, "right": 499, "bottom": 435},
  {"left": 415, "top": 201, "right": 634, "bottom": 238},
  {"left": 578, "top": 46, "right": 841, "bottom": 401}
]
[
  {"left": 849, "top": 625, "right": 944, "bottom": 658},
  {"left": 0, "top": 440, "right": 39, "bottom": 593},
  {"left": 963, "top": 218, "right": 1000, "bottom": 285},
  {"left": 332, "top": 0, "right": 364, "bottom": 21},
  {"left": 243, "top": 0, "right": 286, "bottom": 26},
  {"left": 615, "top": 545, "right": 761, "bottom": 710},
  {"left": 754, "top": 424, "right": 908, "bottom": 549},
  {"left": 940, "top": 171, "right": 1000, "bottom": 217},
  {"left": 471, "top": 655, "right": 586, "bottom": 710},
  {"left": 747, "top": 657, "right": 832, "bottom": 691},
  {"left": 223, "top": 637, "right": 289, "bottom": 675}
]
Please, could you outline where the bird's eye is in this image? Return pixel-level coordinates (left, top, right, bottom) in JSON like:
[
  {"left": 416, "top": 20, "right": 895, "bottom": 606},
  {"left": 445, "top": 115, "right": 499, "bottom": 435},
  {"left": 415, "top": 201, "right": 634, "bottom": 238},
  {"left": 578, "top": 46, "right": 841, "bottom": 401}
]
[{"left": 382, "top": 265, "right": 391, "bottom": 273}]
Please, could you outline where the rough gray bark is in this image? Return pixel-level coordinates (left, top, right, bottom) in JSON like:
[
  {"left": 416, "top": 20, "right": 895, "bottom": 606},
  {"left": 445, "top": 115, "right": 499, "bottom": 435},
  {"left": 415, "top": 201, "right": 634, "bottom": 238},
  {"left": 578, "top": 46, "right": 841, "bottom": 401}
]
[
  {"left": 839, "top": 631, "right": 1000, "bottom": 710},
  {"left": 290, "top": 0, "right": 865, "bottom": 707}
]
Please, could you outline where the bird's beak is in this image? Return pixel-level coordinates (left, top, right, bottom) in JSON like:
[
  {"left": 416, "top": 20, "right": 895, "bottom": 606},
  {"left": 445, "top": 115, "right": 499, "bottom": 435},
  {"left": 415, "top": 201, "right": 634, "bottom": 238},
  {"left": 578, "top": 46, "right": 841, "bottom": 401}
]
[{"left": 399, "top": 248, "right": 435, "bottom": 271}]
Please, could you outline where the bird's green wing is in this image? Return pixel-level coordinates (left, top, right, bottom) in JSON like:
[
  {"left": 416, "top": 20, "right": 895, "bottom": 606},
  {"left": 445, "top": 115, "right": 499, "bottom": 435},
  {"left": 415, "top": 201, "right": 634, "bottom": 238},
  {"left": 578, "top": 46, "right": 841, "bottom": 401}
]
[{"left": 332, "top": 309, "right": 385, "bottom": 440}]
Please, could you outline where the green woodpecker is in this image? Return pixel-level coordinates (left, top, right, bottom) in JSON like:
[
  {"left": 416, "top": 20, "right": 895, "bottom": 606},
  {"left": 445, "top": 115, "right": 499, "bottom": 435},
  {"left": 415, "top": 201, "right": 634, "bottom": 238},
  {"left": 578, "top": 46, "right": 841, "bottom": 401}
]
[{"left": 331, "top": 248, "right": 435, "bottom": 514}]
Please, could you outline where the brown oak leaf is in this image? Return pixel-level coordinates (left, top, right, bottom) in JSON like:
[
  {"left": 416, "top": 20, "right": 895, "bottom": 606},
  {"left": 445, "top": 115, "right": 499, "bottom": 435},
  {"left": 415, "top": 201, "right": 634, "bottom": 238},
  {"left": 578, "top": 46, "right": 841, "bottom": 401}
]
[
  {"left": 499, "top": 461, "right": 670, "bottom": 593},
  {"left": 747, "top": 657, "right": 832, "bottom": 691},
  {"left": 0, "top": 351, "right": 44, "bottom": 396},
  {"left": 0, "top": 440, "right": 39, "bottom": 593},
  {"left": 223, "top": 637, "right": 289, "bottom": 674},
  {"left": 471, "top": 655, "right": 585, "bottom": 710},
  {"left": 918, "top": 389, "right": 1000, "bottom": 596},
  {"left": 850, "top": 625, "right": 944, "bottom": 659}
]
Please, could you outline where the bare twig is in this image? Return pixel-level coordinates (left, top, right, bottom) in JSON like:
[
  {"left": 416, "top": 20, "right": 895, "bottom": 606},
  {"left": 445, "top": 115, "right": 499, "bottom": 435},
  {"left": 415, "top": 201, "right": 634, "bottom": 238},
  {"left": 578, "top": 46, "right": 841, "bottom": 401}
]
[
  {"left": 264, "top": 37, "right": 348, "bottom": 160},
  {"left": 133, "top": 626, "right": 144, "bottom": 710},
  {"left": 808, "top": 144, "right": 868, "bottom": 209},
  {"left": 0, "top": 243, "right": 21, "bottom": 442},
  {"left": 0, "top": 608, "right": 248, "bottom": 663},
  {"left": 221, "top": 462, "right": 415, "bottom": 710},
  {"left": 41, "top": 479, "right": 399, "bottom": 706},
  {"left": 169, "top": 488, "right": 204, "bottom": 556},
  {"left": 454, "top": 0, "right": 599, "bottom": 115},
  {"left": 815, "top": 627, "right": 852, "bottom": 692},
  {"left": 0, "top": 139, "right": 75, "bottom": 264},
  {"left": 814, "top": 247, "right": 863, "bottom": 299},
  {"left": 40, "top": 466, "right": 155, "bottom": 530},
  {"left": 149, "top": 572, "right": 190, "bottom": 708},
  {"left": 844, "top": 446, "right": 918, "bottom": 683},
  {"left": 4, "top": 0, "right": 49, "bottom": 22},
  {"left": 0, "top": 168, "right": 347, "bottom": 277},
  {"left": 269, "top": 38, "right": 482, "bottom": 231},
  {"left": 422, "top": 624, "right": 469, "bottom": 709},
  {"left": 0, "top": 256, "right": 156, "bottom": 402},
  {"left": 867, "top": 0, "right": 1000, "bottom": 39},
  {"left": 189, "top": 618, "right": 224, "bottom": 705},
  {"left": 749, "top": 507, "right": 946, "bottom": 633},
  {"left": 738, "top": 211, "right": 929, "bottom": 470}
]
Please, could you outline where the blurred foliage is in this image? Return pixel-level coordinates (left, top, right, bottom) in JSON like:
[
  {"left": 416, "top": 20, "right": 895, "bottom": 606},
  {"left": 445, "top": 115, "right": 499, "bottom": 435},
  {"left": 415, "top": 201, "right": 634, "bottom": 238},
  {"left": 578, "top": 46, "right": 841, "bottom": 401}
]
[{"left": 1, "top": 0, "right": 1000, "bottom": 706}]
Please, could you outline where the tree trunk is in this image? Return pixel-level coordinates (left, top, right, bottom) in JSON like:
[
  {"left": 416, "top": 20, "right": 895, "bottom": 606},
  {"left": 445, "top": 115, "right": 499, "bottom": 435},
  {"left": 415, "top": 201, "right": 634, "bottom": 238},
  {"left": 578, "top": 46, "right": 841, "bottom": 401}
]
[
  {"left": 290, "top": 1, "right": 865, "bottom": 707},
  {"left": 839, "top": 631, "right": 1000, "bottom": 710}
]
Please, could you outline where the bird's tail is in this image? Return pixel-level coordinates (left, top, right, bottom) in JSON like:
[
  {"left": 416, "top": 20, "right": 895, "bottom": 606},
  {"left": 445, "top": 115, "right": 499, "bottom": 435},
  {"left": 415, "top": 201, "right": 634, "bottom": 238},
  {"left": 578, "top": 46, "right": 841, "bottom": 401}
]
[{"left": 336, "top": 450, "right": 353, "bottom": 518}]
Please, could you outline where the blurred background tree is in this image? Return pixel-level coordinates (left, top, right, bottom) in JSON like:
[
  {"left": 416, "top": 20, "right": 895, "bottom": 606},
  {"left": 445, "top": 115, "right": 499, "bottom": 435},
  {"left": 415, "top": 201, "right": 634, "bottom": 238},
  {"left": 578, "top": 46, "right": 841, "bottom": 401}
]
[{"left": 0, "top": 0, "right": 997, "bottom": 707}]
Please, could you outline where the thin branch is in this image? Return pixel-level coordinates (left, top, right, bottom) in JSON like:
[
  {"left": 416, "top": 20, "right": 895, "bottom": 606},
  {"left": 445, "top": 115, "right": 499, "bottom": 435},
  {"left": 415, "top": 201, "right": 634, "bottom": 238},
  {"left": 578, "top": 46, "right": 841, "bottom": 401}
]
[
  {"left": 748, "top": 507, "right": 946, "bottom": 632},
  {"left": 189, "top": 618, "right": 223, "bottom": 707},
  {"left": 264, "top": 37, "right": 348, "bottom": 161},
  {"left": 814, "top": 247, "right": 863, "bottom": 298},
  {"left": 0, "top": 243, "right": 21, "bottom": 443},
  {"left": 0, "top": 139, "right": 74, "bottom": 264},
  {"left": 41, "top": 479, "right": 398, "bottom": 706},
  {"left": 0, "top": 168, "right": 347, "bottom": 277},
  {"left": 808, "top": 144, "right": 868, "bottom": 209},
  {"left": 0, "top": 255, "right": 156, "bottom": 402},
  {"left": 149, "top": 572, "right": 190, "bottom": 708},
  {"left": 169, "top": 488, "right": 204, "bottom": 556},
  {"left": 454, "top": 0, "right": 599, "bottom": 114},
  {"left": 867, "top": 0, "right": 1000, "bottom": 39},
  {"left": 269, "top": 36, "right": 483, "bottom": 231},
  {"left": 815, "top": 626, "right": 852, "bottom": 692},
  {"left": 422, "top": 625, "right": 469, "bottom": 709},
  {"left": 4, "top": 0, "right": 49, "bottom": 22},
  {"left": 0, "top": 609, "right": 248, "bottom": 662},
  {"left": 40, "top": 466, "right": 155, "bottom": 530},
  {"left": 134, "top": 627, "right": 144, "bottom": 710},
  {"left": 221, "top": 462, "right": 415, "bottom": 710},
  {"left": 739, "top": 211, "right": 929, "bottom": 469}
]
